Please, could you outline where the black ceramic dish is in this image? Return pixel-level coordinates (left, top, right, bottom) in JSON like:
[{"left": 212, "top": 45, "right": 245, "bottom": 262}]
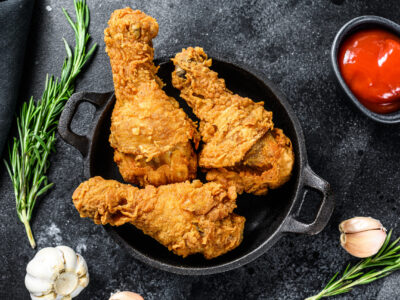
[
  {"left": 331, "top": 15, "right": 400, "bottom": 124},
  {"left": 58, "top": 57, "right": 334, "bottom": 275}
]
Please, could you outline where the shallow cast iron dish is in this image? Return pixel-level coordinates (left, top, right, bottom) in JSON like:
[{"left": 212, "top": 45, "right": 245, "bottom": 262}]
[
  {"left": 58, "top": 57, "right": 334, "bottom": 275},
  {"left": 331, "top": 15, "right": 400, "bottom": 124}
]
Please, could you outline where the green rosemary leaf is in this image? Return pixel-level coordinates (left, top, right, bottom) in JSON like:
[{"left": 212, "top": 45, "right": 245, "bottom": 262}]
[
  {"left": 326, "top": 288, "right": 352, "bottom": 296},
  {"left": 345, "top": 272, "right": 364, "bottom": 280},
  {"left": 62, "top": 8, "right": 77, "bottom": 36},
  {"left": 376, "top": 231, "right": 392, "bottom": 256},
  {"left": 5, "top": 0, "right": 96, "bottom": 248},
  {"left": 36, "top": 183, "right": 55, "bottom": 198},
  {"left": 306, "top": 230, "right": 400, "bottom": 299},
  {"left": 343, "top": 263, "right": 351, "bottom": 275},
  {"left": 325, "top": 271, "right": 340, "bottom": 287}
]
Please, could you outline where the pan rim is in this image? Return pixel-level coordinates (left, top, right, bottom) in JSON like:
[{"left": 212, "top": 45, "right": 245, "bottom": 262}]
[{"left": 86, "top": 55, "right": 308, "bottom": 275}]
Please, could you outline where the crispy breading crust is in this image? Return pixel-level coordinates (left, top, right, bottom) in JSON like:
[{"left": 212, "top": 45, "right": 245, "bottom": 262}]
[
  {"left": 73, "top": 177, "right": 245, "bottom": 259},
  {"left": 172, "top": 47, "right": 294, "bottom": 195},
  {"left": 104, "top": 8, "right": 199, "bottom": 186},
  {"left": 172, "top": 47, "right": 273, "bottom": 168},
  {"left": 207, "top": 129, "right": 294, "bottom": 195}
]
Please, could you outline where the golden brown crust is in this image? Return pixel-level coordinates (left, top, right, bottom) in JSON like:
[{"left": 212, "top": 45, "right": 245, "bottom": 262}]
[
  {"left": 172, "top": 47, "right": 273, "bottom": 168},
  {"left": 72, "top": 177, "right": 245, "bottom": 259},
  {"left": 104, "top": 9, "right": 199, "bottom": 186},
  {"left": 113, "top": 143, "right": 198, "bottom": 187},
  {"left": 206, "top": 129, "right": 294, "bottom": 195},
  {"left": 172, "top": 47, "right": 294, "bottom": 195}
]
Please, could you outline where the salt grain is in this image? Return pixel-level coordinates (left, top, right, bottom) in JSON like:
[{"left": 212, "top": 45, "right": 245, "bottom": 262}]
[
  {"left": 37, "top": 222, "right": 62, "bottom": 245},
  {"left": 76, "top": 242, "right": 87, "bottom": 253}
]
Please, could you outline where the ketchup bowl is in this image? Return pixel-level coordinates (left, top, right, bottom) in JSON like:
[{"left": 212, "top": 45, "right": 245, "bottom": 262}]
[{"left": 331, "top": 15, "right": 400, "bottom": 124}]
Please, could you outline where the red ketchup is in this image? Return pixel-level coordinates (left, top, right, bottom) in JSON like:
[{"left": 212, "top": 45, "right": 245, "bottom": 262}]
[{"left": 339, "top": 28, "right": 400, "bottom": 114}]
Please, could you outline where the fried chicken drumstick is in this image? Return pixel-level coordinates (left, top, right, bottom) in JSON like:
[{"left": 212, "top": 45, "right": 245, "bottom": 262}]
[
  {"left": 73, "top": 177, "right": 245, "bottom": 259},
  {"left": 172, "top": 47, "right": 294, "bottom": 195},
  {"left": 105, "top": 9, "right": 199, "bottom": 187}
]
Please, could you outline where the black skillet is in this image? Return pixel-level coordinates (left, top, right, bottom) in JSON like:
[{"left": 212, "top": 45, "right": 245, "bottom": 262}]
[{"left": 58, "top": 57, "right": 334, "bottom": 275}]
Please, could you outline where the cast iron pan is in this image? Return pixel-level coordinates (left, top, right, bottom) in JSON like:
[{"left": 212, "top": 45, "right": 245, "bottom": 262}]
[{"left": 58, "top": 57, "right": 334, "bottom": 275}]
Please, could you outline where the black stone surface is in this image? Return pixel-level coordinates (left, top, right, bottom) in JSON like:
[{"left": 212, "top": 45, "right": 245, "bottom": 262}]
[{"left": 1, "top": 0, "right": 399, "bottom": 299}]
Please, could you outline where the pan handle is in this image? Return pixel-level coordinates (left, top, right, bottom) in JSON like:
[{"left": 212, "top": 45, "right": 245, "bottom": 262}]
[
  {"left": 281, "top": 164, "right": 334, "bottom": 235},
  {"left": 58, "top": 91, "right": 113, "bottom": 157}
]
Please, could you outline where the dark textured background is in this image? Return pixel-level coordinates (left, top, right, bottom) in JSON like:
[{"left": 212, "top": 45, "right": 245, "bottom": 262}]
[
  {"left": 0, "top": 0, "right": 34, "bottom": 157},
  {"left": 1, "top": 0, "right": 399, "bottom": 299}
]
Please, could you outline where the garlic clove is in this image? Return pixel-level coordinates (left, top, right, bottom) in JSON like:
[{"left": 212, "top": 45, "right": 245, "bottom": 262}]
[
  {"left": 340, "top": 229, "right": 387, "bottom": 258},
  {"left": 70, "top": 284, "right": 85, "bottom": 298},
  {"left": 109, "top": 291, "right": 144, "bottom": 300},
  {"left": 75, "top": 254, "right": 89, "bottom": 278},
  {"left": 25, "top": 274, "right": 53, "bottom": 296},
  {"left": 78, "top": 275, "right": 89, "bottom": 288},
  {"left": 26, "top": 248, "right": 65, "bottom": 281},
  {"left": 30, "top": 292, "right": 57, "bottom": 300},
  {"left": 339, "top": 217, "right": 384, "bottom": 234},
  {"left": 69, "top": 272, "right": 89, "bottom": 298},
  {"left": 54, "top": 272, "right": 79, "bottom": 296},
  {"left": 68, "top": 254, "right": 89, "bottom": 298},
  {"left": 57, "top": 246, "right": 78, "bottom": 273}
]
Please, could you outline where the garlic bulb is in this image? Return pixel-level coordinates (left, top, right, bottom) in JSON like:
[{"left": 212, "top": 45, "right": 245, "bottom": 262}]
[
  {"left": 25, "top": 246, "right": 89, "bottom": 300},
  {"left": 339, "top": 217, "right": 387, "bottom": 258},
  {"left": 109, "top": 291, "right": 144, "bottom": 300}
]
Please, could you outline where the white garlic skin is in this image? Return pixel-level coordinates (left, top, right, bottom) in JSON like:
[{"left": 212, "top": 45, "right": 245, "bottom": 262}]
[
  {"left": 339, "top": 217, "right": 384, "bottom": 233},
  {"left": 25, "top": 246, "right": 89, "bottom": 300},
  {"left": 109, "top": 291, "right": 144, "bottom": 300},
  {"left": 339, "top": 217, "right": 387, "bottom": 258}
]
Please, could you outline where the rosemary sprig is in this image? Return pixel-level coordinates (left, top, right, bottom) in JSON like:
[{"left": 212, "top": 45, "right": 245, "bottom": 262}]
[
  {"left": 4, "top": 0, "right": 96, "bottom": 248},
  {"left": 306, "top": 230, "right": 400, "bottom": 300}
]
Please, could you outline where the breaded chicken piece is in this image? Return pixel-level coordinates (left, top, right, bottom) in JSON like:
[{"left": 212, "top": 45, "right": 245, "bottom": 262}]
[
  {"left": 73, "top": 176, "right": 245, "bottom": 259},
  {"left": 172, "top": 48, "right": 273, "bottom": 168},
  {"left": 104, "top": 9, "right": 199, "bottom": 187},
  {"left": 172, "top": 47, "right": 294, "bottom": 195},
  {"left": 207, "top": 129, "right": 294, "bottom": 195}
]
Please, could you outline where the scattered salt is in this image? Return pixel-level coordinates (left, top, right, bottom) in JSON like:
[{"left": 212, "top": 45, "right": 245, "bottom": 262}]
[
  {"left": 37, "top": 222, "right": 62, "bottom": 245},
  {"left": 76, "top": 242, "right": 87, "bottom": 253},
  {"left": 46, "top": 6, "right": 52, "bottom": 12}
]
